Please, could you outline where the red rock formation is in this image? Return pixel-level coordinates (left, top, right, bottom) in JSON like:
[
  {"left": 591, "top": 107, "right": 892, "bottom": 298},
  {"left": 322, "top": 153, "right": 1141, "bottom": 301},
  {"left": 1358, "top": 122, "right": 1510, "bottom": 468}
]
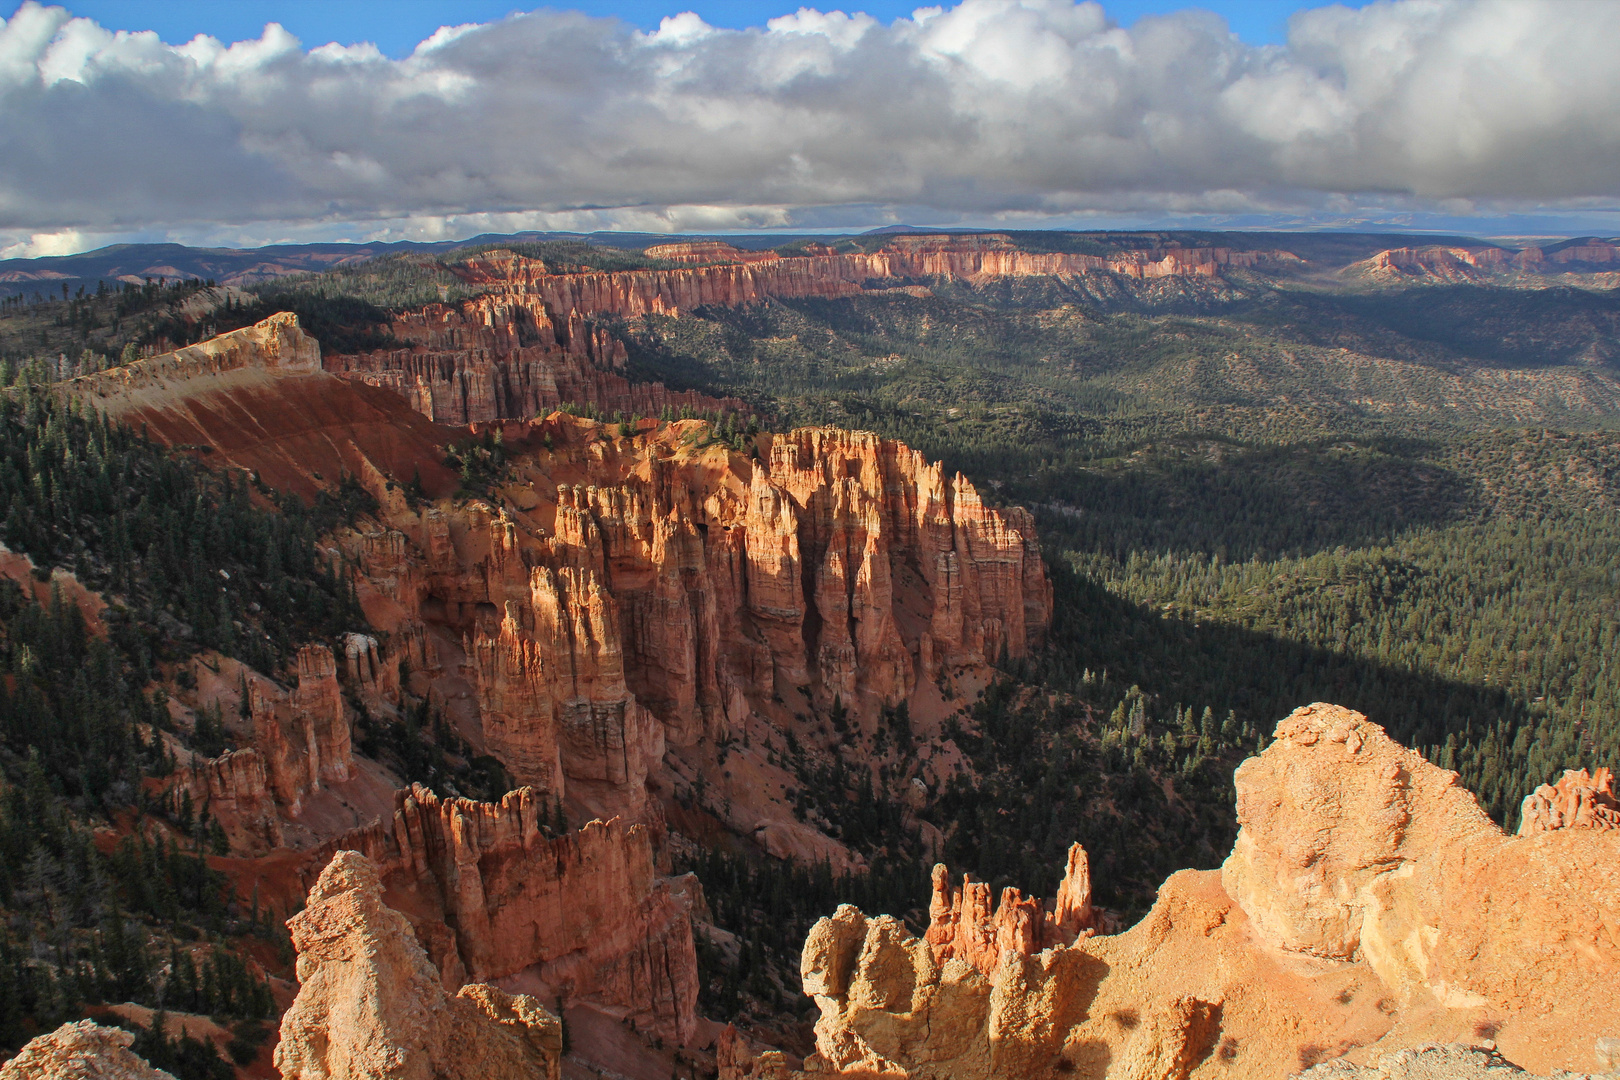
[
  {"left": 323, "top": 292, "right": 744, "bottom": 426},
  {"left": 333, "top": 418, "right": 1047, "bottom": 822},
  {"left": 1518, "top": 767, "right": 1620, "bottom": 834},
  {"left": 309, "top": 785, "right": 700, "bottom": 1046},
  {"left": 276, "top": 850, "right": 563, "bottom": 1080},
  {"left": 924, "top": 842, "right": 1095, "bottom": 975},
  {"left": 180, "top": 748, "right": 284, "bottom": 853},
  {"left": 246, "top": 644, "right": 352, "bottom": 816}
]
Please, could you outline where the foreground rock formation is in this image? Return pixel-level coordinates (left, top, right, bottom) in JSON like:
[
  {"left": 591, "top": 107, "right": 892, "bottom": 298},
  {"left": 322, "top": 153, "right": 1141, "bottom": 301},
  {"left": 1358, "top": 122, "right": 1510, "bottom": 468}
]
[
  {"left": 792, "top": 704, "right": 1620, "bottom": 1079},
  {"left": 309, "top": 785, "right": 700, "bottom": 1045},
  {"left": 329, "top": 236, "right": 1299, "bottom": 425},
  {"left": 0, "top": 1021, "right": 175, "bottom": 1080},
  {"left": 1300, "top": 1042, "right": 1614, "bottom": 1080},
  {"left": 275, "top": 850, "right": 563, "bottom": 1080}
]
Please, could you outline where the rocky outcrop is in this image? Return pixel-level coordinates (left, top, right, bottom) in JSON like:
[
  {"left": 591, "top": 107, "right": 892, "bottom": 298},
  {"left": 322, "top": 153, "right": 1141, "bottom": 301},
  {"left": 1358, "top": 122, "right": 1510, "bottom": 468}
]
[
  {"left": 0, "top": 1020, "right": 176, "bottom": 1080},
  {"left": 180, "top": 748, "right": 284, "bottom": 852},
  {"left": 275, "top": 850, "right": 563, "bottom": 1080},
  {"left": 1298, "top": 1042, "right": 1610, "bottom": 1080},
  {"left": 246, "top": 643, "right": 353, "bottom": 816},
  {"left": 923, "top": 843, "right": 1095, "bottom": 975},
  {"left": 1221, "top": 703, "right": 1620, "bottom": 1017},
  {"left": 798, "top": 704, "right": 1620, "bottom": 1079},
  {"left": 1517, "top": 767, "right": 1620, "bottom": 834},
  {"left": 67, "top": 312, "right": 319, "bottom": 402},
  {"left": 331, "top": 238, "right": 1296, "bottom": 425},
  {"left": 309, "top": 785, "right": 699, "bottom": 1046}
]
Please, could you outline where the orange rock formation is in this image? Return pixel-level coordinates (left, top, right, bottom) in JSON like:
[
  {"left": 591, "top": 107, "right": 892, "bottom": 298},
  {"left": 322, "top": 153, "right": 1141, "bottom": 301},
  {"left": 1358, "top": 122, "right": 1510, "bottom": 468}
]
[
  {"left": 797, "top": 704, "right": 1620, "bottom": 1078},
  {"left": 923, "top": 843, "right": 1095, "bottom": 975},
  {"left": 0, "top": 1020, "right": 177, "bottom": 1080},
  {"left": 308, "top": 786, "right": 700, "bottom": 1045},
  {"left": 274, "top": 850, "right": 563, "bottom": 1080},
  {"left": 1516, "top": 766, "right": 1620, "bottom": 834}
]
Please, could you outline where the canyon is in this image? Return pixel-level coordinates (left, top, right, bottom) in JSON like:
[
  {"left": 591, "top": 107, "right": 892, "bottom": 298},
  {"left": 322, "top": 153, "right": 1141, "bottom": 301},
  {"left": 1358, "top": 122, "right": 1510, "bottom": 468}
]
[
  {"left": 16, "top": 245, "right": 1617, "bottom": 1080},
  {"left": 54, "top": 312, "right": 1049, "bottom": 1069},
  {"left": 323, "top": 236, "right": 1300, "bottom": 426}
]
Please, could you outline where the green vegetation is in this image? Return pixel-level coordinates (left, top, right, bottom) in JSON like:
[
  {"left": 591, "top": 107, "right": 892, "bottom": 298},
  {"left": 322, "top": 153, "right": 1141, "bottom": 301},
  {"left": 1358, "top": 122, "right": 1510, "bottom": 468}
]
[{"left": 0, "top": 388, "right": 367, "bottom": 1056}]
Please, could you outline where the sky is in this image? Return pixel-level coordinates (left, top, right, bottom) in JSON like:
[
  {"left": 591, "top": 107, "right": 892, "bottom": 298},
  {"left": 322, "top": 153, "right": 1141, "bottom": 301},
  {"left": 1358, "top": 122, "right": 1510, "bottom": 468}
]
[{"left": 2, "top": 0, "right": 1619, "bottom": 257}]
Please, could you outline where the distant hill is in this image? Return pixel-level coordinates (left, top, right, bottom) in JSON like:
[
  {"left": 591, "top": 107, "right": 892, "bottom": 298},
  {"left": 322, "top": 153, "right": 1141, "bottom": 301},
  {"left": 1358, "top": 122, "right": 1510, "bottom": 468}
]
[{"left": 0, "top": 227, "right": 1549, "bottom": 299}]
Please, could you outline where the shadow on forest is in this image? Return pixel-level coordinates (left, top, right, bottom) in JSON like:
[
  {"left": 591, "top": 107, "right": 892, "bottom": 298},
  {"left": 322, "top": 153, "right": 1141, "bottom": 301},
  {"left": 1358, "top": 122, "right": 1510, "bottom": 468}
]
[
  {"left": 1026, "top": 441, "right": 1475, "bottom": 563},
  {"left": 1043, "top": 562, "right": 1536, "bottom": 817}
]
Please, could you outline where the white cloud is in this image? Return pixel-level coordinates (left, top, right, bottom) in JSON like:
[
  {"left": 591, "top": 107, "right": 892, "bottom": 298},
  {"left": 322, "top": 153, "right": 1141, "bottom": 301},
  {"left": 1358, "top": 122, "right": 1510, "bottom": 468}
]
[
  {"left": 1, "top": 227, "right": 91, "bottom": 257},
  {"left": 0, "top": 0, "right": 1618, "bottom": 251}
]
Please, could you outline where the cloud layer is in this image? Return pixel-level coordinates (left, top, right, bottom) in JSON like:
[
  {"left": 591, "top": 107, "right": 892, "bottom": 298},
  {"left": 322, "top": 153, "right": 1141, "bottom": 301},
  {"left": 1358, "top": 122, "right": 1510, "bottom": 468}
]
[{"left": 3, "top": 0, "right": 1619, "bottom": 247}]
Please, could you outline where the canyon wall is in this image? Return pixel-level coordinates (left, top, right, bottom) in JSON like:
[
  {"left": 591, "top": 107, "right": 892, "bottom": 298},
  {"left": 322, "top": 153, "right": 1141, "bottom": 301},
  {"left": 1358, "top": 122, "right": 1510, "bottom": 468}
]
[
  {"left": 176, "top": 643, "right": 355, "bottom": 853},
  {"left": 307, "top": 786, "right": 700, "bottom": 1046},
  {"left": 792, "top": 703, "right": 1620, "bottom": 1079},
  {"left": 328, "top": 237, "right": 1297, "bottom": 425},
  {"left": 323, "top": 292, "right": 744, "bottom": 426},
  {"left": 343, "top": 418, "right": 1049, "bottom": 822}
]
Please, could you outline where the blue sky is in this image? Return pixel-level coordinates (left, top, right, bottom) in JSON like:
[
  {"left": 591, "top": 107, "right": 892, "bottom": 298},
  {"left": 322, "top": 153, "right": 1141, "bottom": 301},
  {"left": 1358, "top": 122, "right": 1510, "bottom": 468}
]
[{"left": 12, "top": 0, "right": 1348, "bottom": 53}]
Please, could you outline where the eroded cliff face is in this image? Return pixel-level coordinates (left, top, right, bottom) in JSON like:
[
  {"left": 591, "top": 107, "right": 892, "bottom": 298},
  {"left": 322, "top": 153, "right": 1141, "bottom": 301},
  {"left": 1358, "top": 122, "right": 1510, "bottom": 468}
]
[
  {"left": 306, "top": 785, "right": 700, "bottom": 1046},
  {"left": 275, "top": 850, "right": 563, "bottom": 1080},
  {"left": 174, "top": 643, "right": 355, "bottom": 852},
  {"left": 327, "top": 237, "right": 1299, "bottom": 425},
  {"left": 332, "top": 416, "right": 1049, "bottom": 826},
  {"left": 791, "top": 704, "right": 1620, "bottom": 1079}
]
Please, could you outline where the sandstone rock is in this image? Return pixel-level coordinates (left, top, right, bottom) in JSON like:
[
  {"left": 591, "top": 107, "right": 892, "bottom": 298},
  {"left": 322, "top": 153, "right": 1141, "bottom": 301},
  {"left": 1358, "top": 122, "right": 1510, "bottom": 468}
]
[
  {"left": 1296, "top": 1042, "right": 1602, "bottom": 1079},
  {"left": 1221, "top": 703, "right": 1620, "bottom": 1019},
  {"left": 275, "top": 849, "right": 562, "bottom": 1080},
  {"left": 0, "top": 1020, "right": 176, "bottom": 1080},
  {"left": 925, "top": 843, "right": 1096, "bottom": 975},
  {"left": 1517, "top": 767, "right": 1620, "bottom": 834},
  {"left": 309, "top": 786, "right": 699, "bottom": 1046},
  {"left": 802, "top": 705, "right": 1620, "bottom": 1079}
]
